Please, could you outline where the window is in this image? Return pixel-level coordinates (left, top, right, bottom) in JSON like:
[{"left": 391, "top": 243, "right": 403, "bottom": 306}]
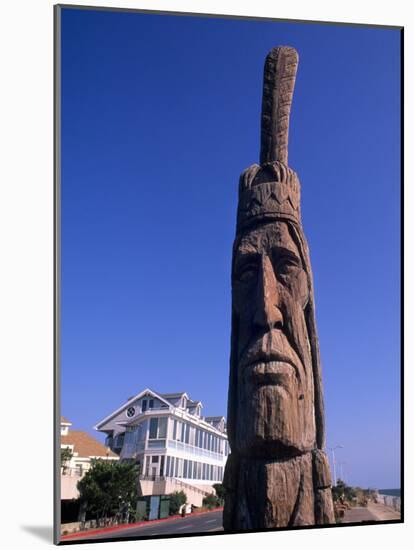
[
  {"left": 149, "top": 417, "right": 167, "bottom": 439},
  {"left": 149, "top": 399, "right": 154, "bottom": 409},
  {"left": 184, "top": 459, "right": 188, "bottom": 478},
  {"left": 114, "top": 433, "right": 125, "bottom": 448},
  {"left": 151, "top": 455, "right": 159, "bottom": 463},
  {"left": 149, "top": 418, "right": 158, "bottom": 439},
  {"left": 126, "top": 406, "right": 135, "bottom": 418},
  {"left": 160, "top": 456, "right": 165, "bottom": 476},
  {"left": 158, "top": 417, "right": 167, "bottom": 438},
  {"left": 173, "top": 420, "right": 177, "bottom": 440},
  {"left": 166, "top": 456, "right": 170, "bottom": 477},
  {"left": 176, "top": 421, "right": 183, "bottom": 441},
  {"left": 142, "top": 400, "right": 147, "bottom": 412}
]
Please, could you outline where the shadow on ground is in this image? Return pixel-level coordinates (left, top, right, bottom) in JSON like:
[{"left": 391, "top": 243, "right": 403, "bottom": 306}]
[{"left": 21, "top": 525, "right": 53, "bottom": 543}]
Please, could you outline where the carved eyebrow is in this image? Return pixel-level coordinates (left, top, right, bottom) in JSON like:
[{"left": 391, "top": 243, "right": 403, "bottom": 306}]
[
  {"left": 233, "top": 250, "right": 259, "bottom": 274},
  {"left": 271, "top": 245, "right": 302, "bottom": 264}
]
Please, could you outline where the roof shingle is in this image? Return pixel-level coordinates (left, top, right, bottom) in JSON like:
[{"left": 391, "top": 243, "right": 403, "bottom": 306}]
[{"left": 61, "top": 430, "right": 118, "bottom": 458}]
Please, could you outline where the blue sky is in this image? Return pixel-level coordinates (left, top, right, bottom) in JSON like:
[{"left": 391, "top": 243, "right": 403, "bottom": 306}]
[{"left": 60, "top": 7, "right": 401, "bottom": 489}]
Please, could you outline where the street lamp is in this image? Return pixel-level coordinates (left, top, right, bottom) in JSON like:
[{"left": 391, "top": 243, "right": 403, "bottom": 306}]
[
  {"left": 338, "top": 461, "right": 346, "bottom": 483},
  {"left": 326, "top": 445, "right": 343, "bottom": 486}
]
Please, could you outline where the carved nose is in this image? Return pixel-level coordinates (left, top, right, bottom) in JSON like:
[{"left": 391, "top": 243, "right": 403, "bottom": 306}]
[{"left": 253, "top": 255, "right": 284, "bottom": 330}]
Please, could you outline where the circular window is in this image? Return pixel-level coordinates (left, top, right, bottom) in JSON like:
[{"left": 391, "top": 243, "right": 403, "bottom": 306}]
[{"left": 126, "top": 406, "right": 136, "bottom": 418}]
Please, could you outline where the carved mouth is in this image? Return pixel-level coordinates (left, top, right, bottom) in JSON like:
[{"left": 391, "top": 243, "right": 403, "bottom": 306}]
[{"left": 244, "top": 356, "right": 300, "bottom": 386}]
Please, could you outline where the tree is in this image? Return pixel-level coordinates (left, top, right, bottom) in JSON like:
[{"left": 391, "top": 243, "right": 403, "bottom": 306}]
[
  {"left": 332, "top": 479, "right": 358, "bottom": 505},
  {"left": 344, "top": 484, "right": 357, "bottom": 502},
  {"left": 213, "top": 483, "right": 225, "bottom": 504},
  {"left": 77, "top": 459, "right": 139, "bottom": 523},
  {"left": 168, "top": 491, "right": 187, "bottom": 515},
  {"left": 61, "top": 447, "right": 73, "bottom": 474},
  {"left": 331, "top": 479, "right": 346, "bottom": 502}
]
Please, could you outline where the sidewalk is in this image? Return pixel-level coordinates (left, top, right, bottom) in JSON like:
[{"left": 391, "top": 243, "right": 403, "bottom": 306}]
[
  {"left": 368, "top": 502, "right": 400, "bottom": 521},
  {"left": 342, "top": 506, "right": 376, "bottom": 523},
  {"left": 342, "top": 502, "right": 400, "bottom": 524}
]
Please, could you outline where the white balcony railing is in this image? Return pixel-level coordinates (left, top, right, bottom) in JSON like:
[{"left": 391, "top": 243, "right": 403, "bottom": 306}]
[{"left": 167, "top": 439, "right": 224, "bottom": 461}]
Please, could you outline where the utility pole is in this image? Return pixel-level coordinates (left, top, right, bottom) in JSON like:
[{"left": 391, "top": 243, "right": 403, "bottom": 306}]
[{"left": 326, "top": 445, "right": 343, "bottom": 486}]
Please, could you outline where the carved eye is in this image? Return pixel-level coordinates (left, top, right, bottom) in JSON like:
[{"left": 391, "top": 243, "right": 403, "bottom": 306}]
[
  {"left": 276, "top": 257, "right": 301, "bottom": 281},
  {"left": 278, "top": 258, "right": 300, "bottom": 273},
  {"left": 237, "top": 263, "right": 258, "bottom": 283}
]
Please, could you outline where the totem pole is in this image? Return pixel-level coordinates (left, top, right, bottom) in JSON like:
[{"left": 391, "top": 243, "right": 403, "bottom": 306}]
[{"left": 223, "top": 46, "right": 335, "bottom": 529}]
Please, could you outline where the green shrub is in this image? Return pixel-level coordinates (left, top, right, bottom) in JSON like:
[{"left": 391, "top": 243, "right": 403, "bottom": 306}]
[
  {"left": 202, "top": 494, "right": 221, "bottom": 509},
  {"left": 168, "top": 491, "right": 187, "bottom": 515}
]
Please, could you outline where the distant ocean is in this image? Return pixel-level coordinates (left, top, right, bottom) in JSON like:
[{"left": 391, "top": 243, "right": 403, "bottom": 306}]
[{"left": 379, "top": 489, "right": 401, "bottom": 497}]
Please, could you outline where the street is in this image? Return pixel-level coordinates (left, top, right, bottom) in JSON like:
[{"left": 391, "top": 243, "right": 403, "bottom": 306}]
[
  {"left": 61, "top": 501, "right": 401, "bottom": 543},
  {"left": 63, "top": 509, "right": 223, "bottom": 542}
]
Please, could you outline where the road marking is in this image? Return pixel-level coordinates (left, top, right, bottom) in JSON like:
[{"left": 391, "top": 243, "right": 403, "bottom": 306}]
[
  {"left": 176, "top": 524, "right": 194, "bottom": 530},
  {"left": 205, "top": 519, "right": 216, "bottom": 523}
]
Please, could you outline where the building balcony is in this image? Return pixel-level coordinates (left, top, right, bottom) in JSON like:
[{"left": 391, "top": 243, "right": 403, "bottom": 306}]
[{"left": 167, "top": 439, "right": 224, "bottom": 461}]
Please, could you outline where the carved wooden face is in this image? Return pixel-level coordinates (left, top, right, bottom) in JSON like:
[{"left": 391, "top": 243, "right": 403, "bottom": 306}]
[{"left": 232, "top": 221, "right": 316, "bottom": 455}]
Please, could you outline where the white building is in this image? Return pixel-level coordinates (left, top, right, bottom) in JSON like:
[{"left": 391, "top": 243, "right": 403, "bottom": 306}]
[{"left": 94, "top": 389, "right": 229, "bottom": 506}]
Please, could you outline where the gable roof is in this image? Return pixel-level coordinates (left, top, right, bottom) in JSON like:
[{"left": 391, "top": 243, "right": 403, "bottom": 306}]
[
  {"left": 187, "top": 399, "right": 202, "bottom": 407},
  {"left": 94, "top": 388, "right": 172, "bottom": 430},
  {"left": 160, "top": 392, "right": 189, "bottom": 399},
  {"left": 61, "top": 430, "right": 118, "bottom": 458}
]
